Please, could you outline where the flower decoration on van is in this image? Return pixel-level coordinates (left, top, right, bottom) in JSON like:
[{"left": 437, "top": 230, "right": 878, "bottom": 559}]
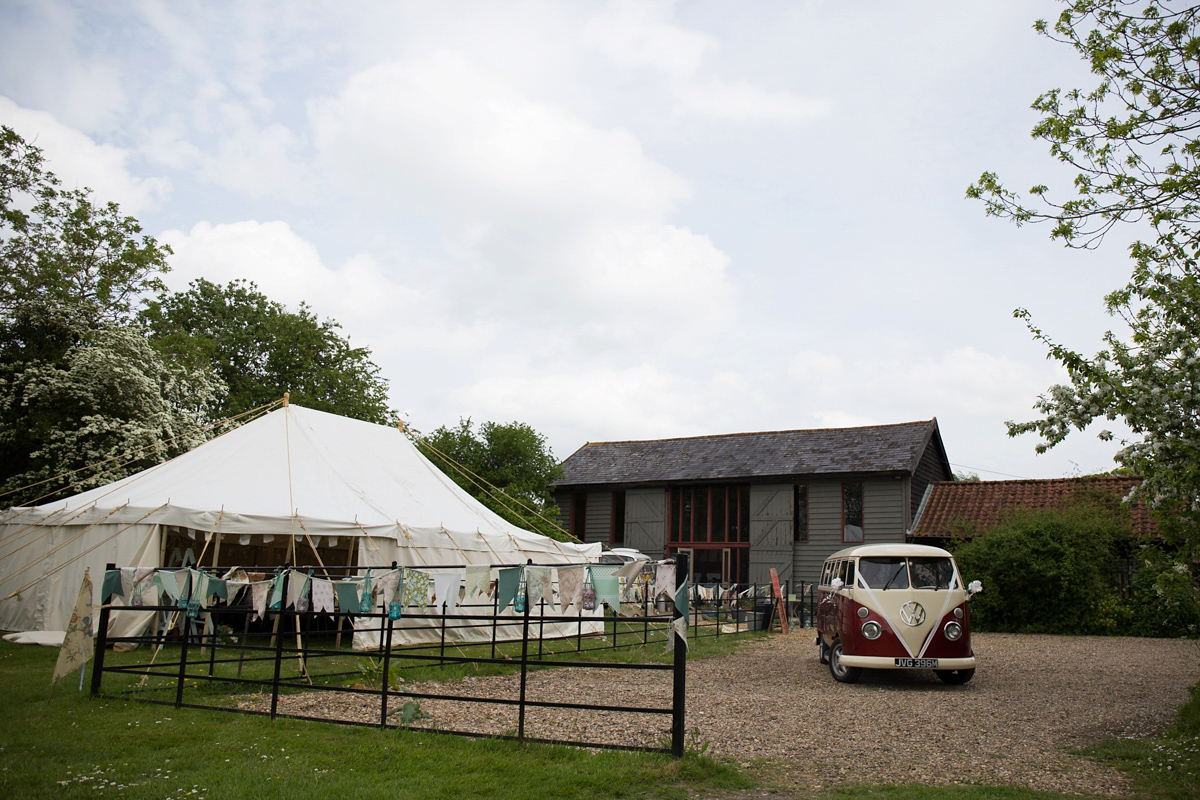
[{"left": 968, "top": 580, "right": 982, "bottom": 597}]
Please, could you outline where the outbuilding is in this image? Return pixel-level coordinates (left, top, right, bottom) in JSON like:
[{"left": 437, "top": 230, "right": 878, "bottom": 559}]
[{"left": 554, "top": 419, "right": 952, "bottom": 586}]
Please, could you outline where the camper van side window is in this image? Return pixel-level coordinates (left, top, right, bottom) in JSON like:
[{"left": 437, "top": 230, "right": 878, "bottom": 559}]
[{"left": 844, "top": 560, "right": 855, "bottom": 588}]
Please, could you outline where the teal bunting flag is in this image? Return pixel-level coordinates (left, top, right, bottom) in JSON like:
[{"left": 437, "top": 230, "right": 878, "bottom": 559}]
[
  {"left": 101, "top": 569, "right": 124, "bottom": 603},
  {"left": 268, "top": 573, "right": 285, "bottom": 610},
  {"left": 334, "top": 581, "right": 361, "bottom": 614},
  {"left": 592, "top": 575, "right": 620, "bottom": 611},
  {"left": 673, "top": 580, "right": 689, "bottom": 618},
  {"left": 495, "top": 567, "right": 522, "bottom": 612}
]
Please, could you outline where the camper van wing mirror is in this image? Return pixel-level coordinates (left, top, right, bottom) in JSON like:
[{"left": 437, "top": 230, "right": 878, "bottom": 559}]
[{"left": 967, "top": 579, "right": 982, "bottom": 598}]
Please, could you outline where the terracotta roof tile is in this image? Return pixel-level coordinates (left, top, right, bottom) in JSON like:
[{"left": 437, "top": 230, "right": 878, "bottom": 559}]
[{"left": 910, "top": 475, "right": 1156, "bottom": 538}]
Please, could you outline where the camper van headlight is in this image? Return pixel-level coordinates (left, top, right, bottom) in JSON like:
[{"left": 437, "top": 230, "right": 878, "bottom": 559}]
[
  {"left": 861, "top": 620, "right": 882, "bottom": 640},
  {"left": 943, "top": 621, "right": 963, "bottom": 641}
]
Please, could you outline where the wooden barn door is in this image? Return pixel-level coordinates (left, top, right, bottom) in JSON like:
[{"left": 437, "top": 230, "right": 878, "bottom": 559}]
[
  {"left": 749, "top": 485, "right": 793, "bottom": 585},
  {"left": 623, "top": 488, "right": 666, "bottom": 557}
]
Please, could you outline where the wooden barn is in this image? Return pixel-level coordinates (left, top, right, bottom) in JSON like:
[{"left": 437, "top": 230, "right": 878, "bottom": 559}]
[{"left": 554, "top": 419, "right": 952, "bottom": 586}]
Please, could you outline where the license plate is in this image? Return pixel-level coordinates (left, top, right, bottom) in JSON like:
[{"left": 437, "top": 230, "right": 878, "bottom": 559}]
[{"left": 894, "top": 658, "right": 938, "bottom": 668}]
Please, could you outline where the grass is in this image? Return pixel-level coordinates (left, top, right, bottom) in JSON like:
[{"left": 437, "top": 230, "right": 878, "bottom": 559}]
[
  {"left": 1081, "top": 679, "right": 1200, "bottom": 800},
  {"left": 0, "top": 639, "right": 749, "bottom": 800}
]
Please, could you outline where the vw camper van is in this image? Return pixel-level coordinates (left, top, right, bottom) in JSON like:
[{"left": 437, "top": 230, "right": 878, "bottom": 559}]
[{"left": 816, "top": 544, "right": 979, "bottom": 685}]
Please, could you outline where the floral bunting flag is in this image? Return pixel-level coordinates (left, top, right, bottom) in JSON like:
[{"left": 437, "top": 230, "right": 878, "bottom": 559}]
[
  {"left": 402, "top": 570, "right": 431, "bottom": 609},
  {"left": 556, "top": 566, "right": 585, "bottom": 613},
  {"left": 525, "top": 566, "right": 553, "bottom": 608},
  {"left": 52, "top": 569, "right": 94, "bottom": 693},
  {"left": 463, "top": 565, "right": 491, "bottom": 598}
]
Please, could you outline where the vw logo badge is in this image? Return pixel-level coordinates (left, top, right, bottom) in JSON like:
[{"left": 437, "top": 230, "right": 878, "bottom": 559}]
[{"left": 899, "top": 601, "right": 926, "bottom": 627}]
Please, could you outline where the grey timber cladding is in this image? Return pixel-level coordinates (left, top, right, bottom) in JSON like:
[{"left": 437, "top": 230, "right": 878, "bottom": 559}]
[
  {"left": 910, "top": 431, "right": 953, "bottom": 522},
  {"left": 790, "top": 478, "right": 910, "bottom": 585},
  {"left": 556, "top": 420, "right": 941, "bottom": 486},
  {"left": 584, "top": 490, "right": 612, "bottom": 544},
  {"left": 793, "top": 481, "right": 843, "bottom": 583}
]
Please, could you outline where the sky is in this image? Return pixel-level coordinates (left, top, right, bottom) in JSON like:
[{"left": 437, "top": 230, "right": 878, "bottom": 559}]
[{"left": 0, "top": 0, "right": 1143, "bottom": 480}]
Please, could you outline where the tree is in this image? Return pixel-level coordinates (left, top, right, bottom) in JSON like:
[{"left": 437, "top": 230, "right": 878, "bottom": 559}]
[
  {"left": 0, "top": 126, "right": 216, "bottom": 504},
  {"left": 416, "top": 418, "right": 567, "bottom": 540},
  {"left": 967, "top": 2, "right": 1200, "bottom": 559},
  {"left": 141, "top": 278, "right": 395, "bottom": 425},
  {"left": 1, "top": 327, "right": 223, "bottom": 501}
]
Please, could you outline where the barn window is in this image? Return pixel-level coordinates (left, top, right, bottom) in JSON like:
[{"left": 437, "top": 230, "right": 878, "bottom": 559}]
[
  {"left": 793, "top": 484, "right": 808, "bottom": 542},
  {"left": 842, "top": 482, "right": 864, "bottom": 542}
]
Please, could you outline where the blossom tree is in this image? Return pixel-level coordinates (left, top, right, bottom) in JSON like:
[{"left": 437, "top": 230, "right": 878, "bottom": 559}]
[{"left": 968, "top": 1, "right": 1200, "bottom": 559}]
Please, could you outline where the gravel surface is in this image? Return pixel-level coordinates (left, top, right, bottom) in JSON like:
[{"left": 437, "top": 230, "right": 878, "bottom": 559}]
[{"left": 242, "top": 632, "right": 1200, "bottom": 796}]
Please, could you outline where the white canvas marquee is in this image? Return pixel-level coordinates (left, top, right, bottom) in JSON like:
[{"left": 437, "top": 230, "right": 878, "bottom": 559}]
[{"left": 0, "top": 404, "right": 601, "bottom": 637}]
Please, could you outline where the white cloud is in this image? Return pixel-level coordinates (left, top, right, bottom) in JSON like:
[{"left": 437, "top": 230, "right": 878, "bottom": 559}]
[
  {"left": 0, "top": 97, "right": 169, "bottom": 214},
  {"left": 585, "top": 1, "right": 829, "bottom": 121},
  {"left": 450, "top": 364, "right": 719, "bottom": 451},
  {"left": 309, "top": 51, "right": 736, "bottom": 342},
  {"left": 675, "top": 79, "right": 833, "bottom": 121},
  {"left": 0, "top": 1, "right": 127, "bottom": 131},
  {"left": 158, "top": 219, "right": 495, "bottom": 367},
  {"left": 585, "top": 1, "right": 713, "bottom": 80}
]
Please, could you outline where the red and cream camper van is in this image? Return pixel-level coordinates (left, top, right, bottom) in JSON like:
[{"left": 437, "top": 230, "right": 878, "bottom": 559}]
[{"left": 816, "top": 544, "right": 980, "bottom": 685}]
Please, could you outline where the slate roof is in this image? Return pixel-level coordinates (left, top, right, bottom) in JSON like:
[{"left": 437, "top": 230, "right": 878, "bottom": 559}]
[
  {"left": 909, "top": 475, "right": 1156, "bottom": 538},
  {"left": 556, "top": 420, "right": 943, "bottom": 487}
]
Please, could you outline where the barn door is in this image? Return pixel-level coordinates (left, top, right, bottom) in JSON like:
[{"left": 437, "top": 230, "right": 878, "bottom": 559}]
[
  {"left": 623, "top": 488, "right": 666, "bottom": 556},
  {"left": 749, "top": 485, "right": 793, "bottom": 585}
]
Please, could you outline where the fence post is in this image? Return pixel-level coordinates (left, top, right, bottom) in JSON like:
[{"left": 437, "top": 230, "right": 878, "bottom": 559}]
[
  {"left": 491, "top": 589, "right": 499, "bottom": 660},
  {"left": 90, "top": 563, "right": 115, "bottom": 698},
  {"left": 439, "top": 600, "right": 448, "bottom": 667},
  {"left": 175, "top": 610, "right": 191, "bottom": 710},
  {"left": 537, "top": 598, "right": 545, "bottom": 660},
  {"left": 671, "top": 552, "right": 688, "bottom": 759},
  {"left": 517, "top": 578, "right": 531, "bottom": 742},
  {"left": 379, "top": 610, "right": 395, "bottom": 728},
  {"left": 269, "top": 571, "right": 290, "bottom": 720}
]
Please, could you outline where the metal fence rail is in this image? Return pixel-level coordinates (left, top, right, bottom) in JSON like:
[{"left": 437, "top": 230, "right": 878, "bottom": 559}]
[{"left": 89, "top": 554, "right": 804, "bottom": 756}]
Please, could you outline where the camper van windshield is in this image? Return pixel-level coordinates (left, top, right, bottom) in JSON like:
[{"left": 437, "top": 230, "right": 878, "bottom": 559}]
[
  {"left": 858, "top": 557, "right": 908, "bottom": 590},
  {"left": 910, "top": 557, "right": 955, "bottom": 590}
]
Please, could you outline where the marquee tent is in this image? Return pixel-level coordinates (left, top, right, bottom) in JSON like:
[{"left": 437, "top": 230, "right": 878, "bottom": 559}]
[{"left": 0, "top": 404, "right": 601, "bottom": 638}]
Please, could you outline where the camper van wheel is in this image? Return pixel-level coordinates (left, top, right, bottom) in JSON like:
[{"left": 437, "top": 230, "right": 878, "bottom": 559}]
[
  {"left": 828, "top": 639, "right": 861, "bottom": 684},
  {"left": 935, "top": 668, "right": 975, "bottom": 685},
  {"left": 818, "top": 638, "right": 830, "bottom": 665}
]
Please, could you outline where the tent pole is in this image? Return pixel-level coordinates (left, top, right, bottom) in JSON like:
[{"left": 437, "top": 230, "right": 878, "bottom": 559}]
[{"left": 335, "top": 541, "right": 356, "bottom": 651}]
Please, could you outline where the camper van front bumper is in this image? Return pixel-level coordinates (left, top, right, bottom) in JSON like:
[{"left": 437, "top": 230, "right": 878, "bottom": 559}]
[{"left": 839, "top": 655, "right": 976, "bottom": 670}]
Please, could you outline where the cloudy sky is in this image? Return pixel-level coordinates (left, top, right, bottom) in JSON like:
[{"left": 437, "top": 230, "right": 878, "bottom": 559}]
[{"left": 0, "top": 0, "right": 1140, "bottom": 479}]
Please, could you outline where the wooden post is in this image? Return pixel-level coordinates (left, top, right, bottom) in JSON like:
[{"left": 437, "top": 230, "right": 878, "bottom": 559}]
[
  {"left": 90, "top": 563, "right": 115, "bottom": 698},
  {"left": 671, "top": 552, "right": 689, "bottom": 759}
]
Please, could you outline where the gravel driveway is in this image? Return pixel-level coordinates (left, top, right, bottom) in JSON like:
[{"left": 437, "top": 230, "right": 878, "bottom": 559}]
[{"left": 253, "top": 632, "right": 1200, "bottom": 796}]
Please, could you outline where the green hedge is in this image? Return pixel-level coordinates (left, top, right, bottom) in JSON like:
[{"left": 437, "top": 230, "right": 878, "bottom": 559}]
[{"left": 952, "top": 501, "right": 1199, "bottom": 637}]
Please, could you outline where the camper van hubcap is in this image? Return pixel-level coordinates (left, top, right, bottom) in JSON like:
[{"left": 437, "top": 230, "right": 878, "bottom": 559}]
[{"left": 899, "top": 602, "right": 926, "bottom": 627}]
